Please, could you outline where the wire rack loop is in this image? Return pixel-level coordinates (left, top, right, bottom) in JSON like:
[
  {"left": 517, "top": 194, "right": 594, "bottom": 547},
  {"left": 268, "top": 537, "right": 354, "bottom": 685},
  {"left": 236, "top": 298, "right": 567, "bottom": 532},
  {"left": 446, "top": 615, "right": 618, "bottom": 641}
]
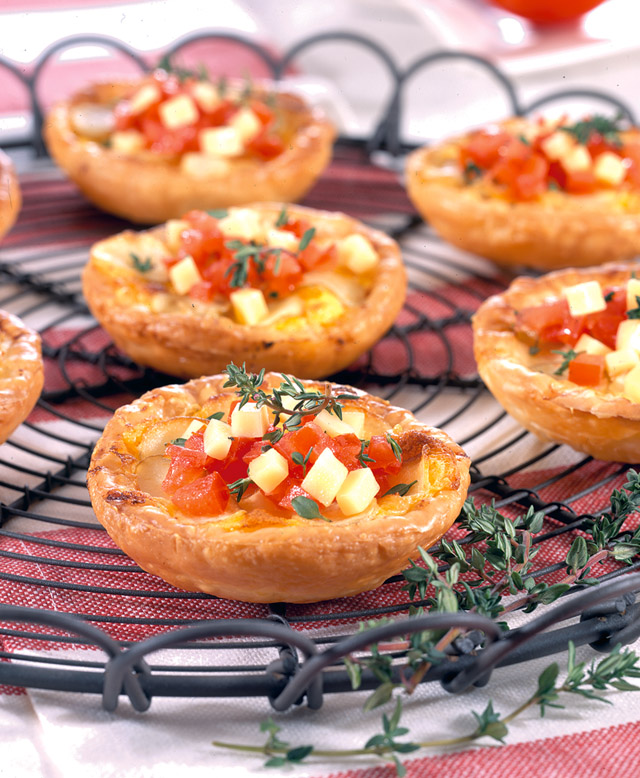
[
  {"left": 101, "top": 619, "right": 322, "bottom": 712},
  {"left": 442, "top": 573, "right": 640, "bottom": 694}
]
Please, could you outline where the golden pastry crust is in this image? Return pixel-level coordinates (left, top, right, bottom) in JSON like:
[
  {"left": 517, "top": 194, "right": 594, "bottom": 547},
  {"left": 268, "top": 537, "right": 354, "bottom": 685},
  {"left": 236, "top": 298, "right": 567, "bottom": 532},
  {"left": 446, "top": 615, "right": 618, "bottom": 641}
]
[
  {"left": 87, "top": 374, "right": 470, "bottom": 603},
  {"left": 43, "top": 80, "right": 335, "bottom": 224},
  {"left": 406, "top": 121, "right": 640, "bottom": 270},
  {"left": 0, "top": 310, "right": 43, "bottom": 444},
  {"left": 0, "top": 150, "right": 21, "bottom": 240},
  {"left": 82, "top": 203, "right": 407, "bottom": 379},
  {"left": 473, "top": 263, "right": 640, "bottom": 462}
]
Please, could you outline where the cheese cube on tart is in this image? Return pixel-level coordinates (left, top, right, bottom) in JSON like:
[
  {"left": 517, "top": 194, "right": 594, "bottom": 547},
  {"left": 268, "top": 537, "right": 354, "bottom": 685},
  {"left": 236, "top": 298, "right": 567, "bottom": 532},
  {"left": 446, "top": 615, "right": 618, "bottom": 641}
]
[
  {"left": 594, "top": 152, "right": 626, "bottom": 186},
  {"left": 564, "top": 281, "right": 606, "bottom": 317},
  {"left": 248, "top": 448, "right": 289, "bottom": 494},
  {"left": 159, "top": 94, "right": 199, "bottom": 130},
  {"left": 190, "top": 81, "right": 220, "bottom": 113},
  {"left": 231, "top": 402, "right": 270, "bottom": 438},
  {"left": 203, "top": 418, "right": 233, "bottom": 459},
  {"left": 228, "top": 107, "right": 261, "bottom": 143},
  {"left": 574, "top": 333, "right": 611, "bottom": 356},
  {"left": 606, "top": 349, "right": 639, "bottom": 378},
  {"left": 199, "top": 127, "right": 243, "bottom": 158},
  {"left": 169, "top": 255, "right": 201, "bottom": 295},
  {"left": 128, "top": 83, "right": 161, "bottom": 115},
  {"left": 340, "top": 410, "right": 366, "bottom": 437},
  {"left": 230, "top": 288, "right": 269, "bottom": 325},
  {"left": 314, "top": 409, "right": 357, "bottom": 437},
  {"left": 616, "top": 320, "right": 640, "bottom": 352},
  {"left": 301, "top": 448, "right": 349, "bottom": 506},
  {"left": 336, "top": 467, "right": 380, "bottom": 516},
  {"left": 626, "top": 278, "right": 640, "bottom": 311},
  {"left": 111, "top": 130, "right": 145, "bottom": 154}
]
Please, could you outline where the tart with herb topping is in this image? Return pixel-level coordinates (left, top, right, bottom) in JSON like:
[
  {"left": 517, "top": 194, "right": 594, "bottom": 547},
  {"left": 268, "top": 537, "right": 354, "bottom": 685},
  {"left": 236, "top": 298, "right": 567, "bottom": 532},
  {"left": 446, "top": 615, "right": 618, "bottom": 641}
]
[
  {"left": 0, "top": 150, "right": 20, "bottom": 241},
  {"left": 44, "top": 69, "right": 335, "bottom": 223},
  {"left": 473, "top": 262, "right": 640, "bottom": 461},
  {"left": 0, "top": 310, "right": 43, "bottom": 444},
  {"left": 87, "top": 365, "right": 470, "bottom": 603},
  {"left": 407, "top": 114, "right": 640, "bottom": 269},
  {"left": 82, "top": 202, "right": 406, "bottom": 379}
]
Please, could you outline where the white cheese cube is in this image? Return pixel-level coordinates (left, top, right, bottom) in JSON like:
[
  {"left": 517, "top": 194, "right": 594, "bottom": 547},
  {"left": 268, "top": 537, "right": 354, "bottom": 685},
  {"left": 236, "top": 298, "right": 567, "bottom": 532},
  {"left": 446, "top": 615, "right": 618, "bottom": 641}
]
[
  {"left": 231, "top": 402, "right": 270, "bottom": 438},
  {"left": 616, "top": 319, "right": 640, "bottom": 352},
  {"left": 183, "top": 420, "right": 206, "bottom": 439},
  {"left": 266, "top": 228, "right": 299, "bottom": 252},
  {"left": 314, "top": 409, "right": 357, "bottom": 438},
  {"left": 165, "top": 219, "right": 188, "bottom": 254},
  {"left": 169, "top": 255, "right": 201, "bottom": 295},
  {"left": 564, "top": 281, "right": 606, "bottom": 317},
  {"left": 190, "top": 81, "right": 220, "bottom": 113},
  {"left": 623, "top": 363, "right": 640, "bottom": 403},
  {"left": 248, "top": 448, "right": 289, "bottom": 494},
  {"left": 128, "top": 83, "right": 161, "bottom": 115},
  {"left": 341, "top": 410, "right": 365, "bottom": 438},
  {"left": 540, "top": 130, "right": 574, "bottom": 161},
  {"left": 229, "top": 107, "right": 262, "bottom": 142},
  {"left": 159, "top": 94, "right": 199, "bottom": 130},
  {"left": 574, "top": 333, "right": 611, "bottom": 356},
  {"left": 336, "top": 467, "right": 380, "bottom": 516},
  {"left": 337, "top": 234, "right": 379, "bottom": 274},
  {"left": 301, "top": 448, "right": 348, "bottom": 506},
  {"left": 605, "top": 348, "right": 639, "bottom": 378},
  {"left": 626, "top": 278, "right": 640, "bottom": 312},
  {"left": 594, "top": 151, "right": 627, "bottom": 186},
  {"left": 199, "top": 127, "right": 243, "bottom": 157},
  {"left": 230, "top": 288, "right": 269, "bottom": 325},
  {"left": 110, "top": 129, "right": 145, "bottom": 154},
  {"left": 561, "top": 144, "right": 592, "bottom": 174},
  {"left": 203, "top": 418, "right": 233, "bottom": 459},
  {"left": 218, "top": 209, "right": 264, "bottom": 241},
  {"left": 180, "top": 152, "right": 230, "bottom": 178}
]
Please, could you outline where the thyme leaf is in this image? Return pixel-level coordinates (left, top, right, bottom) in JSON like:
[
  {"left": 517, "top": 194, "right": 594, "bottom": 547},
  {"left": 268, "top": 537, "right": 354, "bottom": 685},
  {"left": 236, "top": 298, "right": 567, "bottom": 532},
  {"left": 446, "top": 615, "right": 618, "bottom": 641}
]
[
  {"left": 560, "top": 113, "right": 624, "bottom": 146},
  {"left": 291, "top": 495, "right": 328, "bottom": 521},
  {"left": 382, "top": 481, "right": 417, "bottom": 498},
  {"left": 130, "top": 252, "right": 152, "bottom": 273},
  {"left": 552, "top": 348, "right": 580, "bottom": 375},
  {"left": 228, "top": 477, "right": 252, "bottom": 501}
]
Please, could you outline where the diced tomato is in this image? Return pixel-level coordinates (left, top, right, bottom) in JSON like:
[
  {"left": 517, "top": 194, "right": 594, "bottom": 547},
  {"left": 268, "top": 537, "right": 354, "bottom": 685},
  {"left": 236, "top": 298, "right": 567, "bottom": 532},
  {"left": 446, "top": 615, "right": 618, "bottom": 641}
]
[
  {"left": 298, "top": 243, "right": 337, "bottom": 272},
  {"left": 568, "top": 353, "right": 605, "bottom": 386},
  {"left": 583, "top": 288, "right": 626, "bottom": 348},
  {"left": 260, "top": 252, "right": 303, "bottom": 298},
  {"left": 250, "top": 99, "right": 275, "bottom": 126},
  {"left": 325, "top": 433, "right": 363, "bottom": 471},
  {"left": 242, "top": 440, "right": 265, "bottom": 465},
  {"left": 624, "top": 143, "right": 640, "bottom": 188},
  {"left": 516, "top": 298, "right": 584, "bottom": 347},
  {"left": 587, "top": 132, "right": 620, "bottom": 158},
  {"left": 207, "top": 99, "right": 237, "bottom": 126},
  {"left": 162, "top": 446, "right": 208, "bottom": 495},
  {"left": 491, "top": 148, "right": 548, "bottom": 201},
  {"left": 277, "top": 480, "right": 311, "bottom": 511},
  {"left": 564, "top": 168, "right": 597, "bottom": 194},
  {"left": 275, "top": 422, "right": 327, "bottom": 471},
  {"left": 170, "top": 472, "right": 229, "bottom": 516},
  {"left": 213, "top": 437, "right": 255, "bottom": 483},
  {"left": 366, "top": 436, "right": 402, "bottom": 475},
  {"left": 199, "top": 255, "right": 236, "bottom": 297},
  {"left": 280, "top": 218, "right": 312, "bottom": 239},
  {"left": 547, "top": 160, "right": 567, "bottom": 191},
  {"left": 460, "top": 129, "right": 512, "bottom": 169},
  {"left": 246, "top": 128, "right": 286, "bottom": 160}
]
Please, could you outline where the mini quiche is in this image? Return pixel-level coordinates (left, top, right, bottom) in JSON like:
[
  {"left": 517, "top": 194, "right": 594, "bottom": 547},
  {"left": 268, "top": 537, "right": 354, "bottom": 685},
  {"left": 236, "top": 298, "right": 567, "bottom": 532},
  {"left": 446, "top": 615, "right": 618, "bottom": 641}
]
[
  {"left": 86, "top": 368, "right": 470, "bottom": 603},
  {"left": 0, "top": 150, "right": 20, "bottom": 240},
  {"left": 82, "top": 202, "right": 406, "bottom": 379},
  {"left": 0, "top": 310, "right": 43, "bottom": 444},
  {"left": 473, "top": 262, "right": 640, "bottom": 462},
  {"left": 407, "top": 114, "right": 640, "bottom": 270},
  {"left": 44, "top": 70, "right": 335, "bottom": 224}
]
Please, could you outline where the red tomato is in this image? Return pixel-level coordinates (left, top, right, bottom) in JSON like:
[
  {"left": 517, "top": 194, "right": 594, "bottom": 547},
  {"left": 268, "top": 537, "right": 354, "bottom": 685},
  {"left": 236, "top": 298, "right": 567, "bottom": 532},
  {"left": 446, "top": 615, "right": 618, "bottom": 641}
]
[
  {"left": 260, "top": 252, "right": 303, "bottom": 298},
  {"left": 587, "top": 132, "right": 620, "bottom": 159},
  {"left": 250, "top": 99, "right": 275, "bottom": 126},
  {"left": 624, "top": 143, "right": 640, "bottom": 188},
  {"left": 564, "top": 168, "right": 597, "bottom": 195},
  {"left": 516, "top": 299, "right": 584, "bottom": 346},
  {"left": 568, "top": 353, "right": 605, "bottom": 386},
  {"left": 491, "top": 146, "right": 548, "bottom": 201},
  {"left": 298, "top": 243, "right": 337, "bottom": 272},
  {"left": 281, "top": 218, "right": 312, "bottom": 239},
  {"left": 366, "top": 436, "right": 402, "bottom": 475},
  {"left": 584, "top": 288, "right": 626, "bottom": 348},
  {"left": 487, "top": 0, "right": 606, "bottom": 25},
  {"left": 460, "top": 129, "right": 511, "bottom": 169},
  {"left": 325, "top": 433, "right": 363, "bottom": 471},
  {"left": 162, "top": 446, "right": 208, "bottom": 495},
  {"left": 207, "top": 99, "right": 237, "bottom": 126},
  {"left": 246, "top": 128, "right": 286, "bottom": 160},
  {"left": 214, "top": 437, "right": 255, "bottom": 484},
  {"left": 170, "top": 472, "right": 229, "bottom": 516},
  {"left": 275, "top": 422, "right": 327, "bottom": 470}
]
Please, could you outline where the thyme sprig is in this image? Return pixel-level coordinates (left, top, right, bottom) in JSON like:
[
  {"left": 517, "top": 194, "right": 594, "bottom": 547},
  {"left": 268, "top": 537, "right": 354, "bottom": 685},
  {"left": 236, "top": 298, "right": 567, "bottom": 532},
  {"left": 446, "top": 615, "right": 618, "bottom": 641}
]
[
  {"left": 224, "top": 240, "right": 283, "bottom": 288},
  {"left": 213, "top": 642, "right": 640, "bottom": 776},
  {"left": 559, "top": 113, "right": 625, "bottom": 146},
  {"left": 223, "top": 363, "right": 356, "bottom": 431},
  {"left": 552, "top": 348, "right": 580, "bottom": 375}
]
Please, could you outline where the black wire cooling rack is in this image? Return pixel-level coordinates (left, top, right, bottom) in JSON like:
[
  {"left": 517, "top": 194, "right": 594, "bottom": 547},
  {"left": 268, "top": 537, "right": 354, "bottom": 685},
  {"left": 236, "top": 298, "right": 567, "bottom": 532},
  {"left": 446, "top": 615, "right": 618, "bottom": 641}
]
[{"left": 0, "top": 31, "right": 640, "bottom": 713}]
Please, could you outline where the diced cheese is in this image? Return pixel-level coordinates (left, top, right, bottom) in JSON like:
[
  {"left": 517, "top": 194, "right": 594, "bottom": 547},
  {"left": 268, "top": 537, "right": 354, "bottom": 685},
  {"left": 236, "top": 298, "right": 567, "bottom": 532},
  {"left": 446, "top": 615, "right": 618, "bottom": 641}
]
[
  {"left": 190, "top": 81, "right": 220, "bottom": 113},
  {"left": 203, "top": 419, "right": 233, "bottom": 459},
  {"left": 128, "top": 83, "right": 161, "bottom": 115},
  {"left": 616, "top": 319, "right": 640, "bottom": 352},
  {"left": 594, "top": 151, "right": 627, "bottom": 186},
  {"left": 230, "top": 288, "right": 269, "bottom": 325},
  {"left": 606, "top": 348, "right": 639, "bottom": 378},
  {"left": 336, "top": 467, "right": 380, "bottom": 516},
  {"left": 248, "top": 448, "right": 289, "bottom": 494},
  {"left": 314, "top": 409, "right": 357, "bottom": 438},
  {"left": 337, "top": 234, "right": 379, "bottom": 274},
  {"left": 574, "top": 333, "right": 611, "bottom": 356},
  {"left": 540, "top": 130, "right": 575, "bottom": 161},
  {"left": 564, "top": 281, "right": 606, "bottom": 317},
  {"left": 199, "top": 127, "right": 243, "bottom": 157},
  {"left": 229, "top": 106, "right": 262, "bottom": 142},
  {"left": 159, "top": 94, "right": 199, "bottom": 130},
  {"left": 560, "top": 144, "right": 592, "bottom": 174},
  {"left": 626, "top": 278, "right": 640, "bottom": 312},
  {"left": 341, "top": 410, "right": 365, "bottom": 438},
  {"left": 301, "top": 448, "right": 348, "bottom": 506},
  {"left": 169, "top": 255, "right": 201, "bottom": 295},
  {"left": 266, "top": 228, "right": 299, "bottom": 252},
  {"left": 180, "top": 152, "right": 230, "bottom": 178},
  {"left": 165, "top": 219, "right": 188, "bottom": 254},
  {"left": 183, "top": 420, "right": 206, "bottom": 438},
  {"left": 623, "top": 363, "right": 640, "bottom": 403},
  {"left": 218, "top": 209, "right": 264, "bottom": 241},
  {"left": 110, "top": 129, "right": 145, "bottom": 154},
  {"left": 231, "top": 402, "right": 270, "bottom": 438}
]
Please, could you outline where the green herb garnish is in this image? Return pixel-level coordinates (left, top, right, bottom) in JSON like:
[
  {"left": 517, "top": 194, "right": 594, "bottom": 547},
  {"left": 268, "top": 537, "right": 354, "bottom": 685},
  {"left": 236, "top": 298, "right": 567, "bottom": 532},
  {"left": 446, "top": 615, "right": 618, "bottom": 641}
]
[
  {"left": 275, "top": 205, "right": 288, "bottom": 228},
  {"left": 386, "top": 433, "right": 402, "bottom": 462},
  {"left": 207, "top": 411, "right": 225, "bottom": 421},
  {"left": 291, "top": 495, "right": 328, "bottom": 521},
  {"left": 207, "top": 209, "right": 229, "bottom": 219},
  {"left": 169, "top": 437, "right": 187, "bottom": 447},
  {"left": 552, "top": 348, "right": 580, "bottom": 375},
  {"left": 298, "top": 227, "right": 316, "bottom": 252},
  {"left": 627, "top": 295, "right": 640, "bottom": 319},
  {"left": 463, "top": 161, "right": 483, "bottom": 183},
  {"left": 604, "top": 290, "right": 615, "bottom": 303},
  {"left": 382, "top": 481, "right": 417, "bottom": 498},
  {"left": 291, "top": 449, "right": 313, "bottom": 476},
  {"left": 560, "top": 113, "right": 624, "bottom": 146},
  {"left": 357, "top": 440, "right": 375, "bottom": 468},
  {"left": 228, "top": 477, "right": 252, "bottom": 502},
  {"left": 130, "top": 252, "right": 152, "bottom": 273}
]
